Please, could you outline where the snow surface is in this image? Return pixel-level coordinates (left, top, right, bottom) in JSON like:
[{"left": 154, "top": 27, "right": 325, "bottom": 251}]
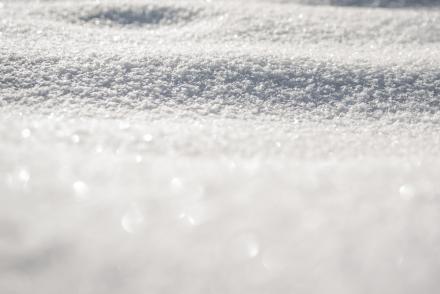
[{"left": 1, "top": 0, "right": 440, "bottom": 293}]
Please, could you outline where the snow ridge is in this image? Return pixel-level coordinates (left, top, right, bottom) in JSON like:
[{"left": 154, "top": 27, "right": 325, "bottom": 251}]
[{"left": 291, "top": 0, "right": 440, "bottom": 7}]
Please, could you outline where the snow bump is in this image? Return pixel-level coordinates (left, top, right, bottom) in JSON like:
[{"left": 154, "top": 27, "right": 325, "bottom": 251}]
[{"left": 78, "top": 4, "right": 200, "bottom": 27}]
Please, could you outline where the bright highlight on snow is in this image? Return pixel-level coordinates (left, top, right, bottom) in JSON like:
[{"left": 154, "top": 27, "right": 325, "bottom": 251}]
[{"left": 1, "top": 0, "right": 440, "bottom": 293}]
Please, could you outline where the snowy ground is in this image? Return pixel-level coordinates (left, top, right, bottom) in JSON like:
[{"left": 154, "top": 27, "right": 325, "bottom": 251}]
[{"left": 1, "top": 0, "right": 440, "bottom": 293}]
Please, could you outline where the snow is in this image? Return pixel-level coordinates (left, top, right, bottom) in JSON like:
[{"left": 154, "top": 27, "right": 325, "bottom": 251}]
[{"left": 1, "top": 0, "right": 440, "bottom": 293}]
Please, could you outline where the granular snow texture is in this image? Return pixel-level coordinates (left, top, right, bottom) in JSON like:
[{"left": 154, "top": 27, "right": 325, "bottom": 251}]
[{"left": 1, "top": 0, "right": 440, "bottom": 293}]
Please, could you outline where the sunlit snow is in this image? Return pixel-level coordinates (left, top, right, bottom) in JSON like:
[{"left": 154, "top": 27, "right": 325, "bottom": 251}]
[{"left": 1, "top": 0, "right": 440, "bottom": 293}]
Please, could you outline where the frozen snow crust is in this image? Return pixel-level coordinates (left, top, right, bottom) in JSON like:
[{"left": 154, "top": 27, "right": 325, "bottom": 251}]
[
  {"left": 2, "top": 0, "right": 440, "bottom": 118},
  {"left": 1, "top": 1, "right": 440, "bottom": 294},
  {"left": 3, "top": 53, "right": 440, "bottom": 117}
]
